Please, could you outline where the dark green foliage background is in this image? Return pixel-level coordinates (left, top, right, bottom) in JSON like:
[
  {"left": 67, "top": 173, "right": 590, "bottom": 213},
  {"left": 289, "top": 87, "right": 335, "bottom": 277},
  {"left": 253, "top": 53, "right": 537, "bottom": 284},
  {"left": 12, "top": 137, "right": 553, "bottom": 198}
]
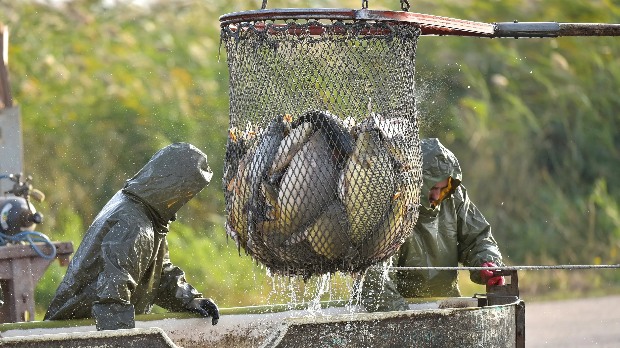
[{"left": 1, "top": 0, "right": 619, "bottom": 318}]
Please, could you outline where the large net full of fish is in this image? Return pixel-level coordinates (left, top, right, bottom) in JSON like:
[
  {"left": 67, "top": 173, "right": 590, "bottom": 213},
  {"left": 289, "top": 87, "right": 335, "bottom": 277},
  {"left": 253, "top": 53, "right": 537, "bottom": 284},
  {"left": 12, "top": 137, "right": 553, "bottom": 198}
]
[{"left": 221, "top": 19, "right": 423, "bottom": 278}]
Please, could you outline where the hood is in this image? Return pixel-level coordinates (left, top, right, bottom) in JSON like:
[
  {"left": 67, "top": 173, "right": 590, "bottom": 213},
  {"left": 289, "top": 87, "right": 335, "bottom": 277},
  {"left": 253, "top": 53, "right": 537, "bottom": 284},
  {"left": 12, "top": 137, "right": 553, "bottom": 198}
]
[
  {"left": 419, "top": 138, "right": 462, "bottom": 210},
  {"left": 122, "top": 143, "right": 212, "bottom": 222}
]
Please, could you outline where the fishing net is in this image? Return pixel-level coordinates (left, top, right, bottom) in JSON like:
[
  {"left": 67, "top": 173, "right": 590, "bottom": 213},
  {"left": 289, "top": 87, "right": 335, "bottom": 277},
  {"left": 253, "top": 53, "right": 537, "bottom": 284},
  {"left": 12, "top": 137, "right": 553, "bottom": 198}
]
[{"left": 221, "top": 17, "right": 423, "bottom": 278}]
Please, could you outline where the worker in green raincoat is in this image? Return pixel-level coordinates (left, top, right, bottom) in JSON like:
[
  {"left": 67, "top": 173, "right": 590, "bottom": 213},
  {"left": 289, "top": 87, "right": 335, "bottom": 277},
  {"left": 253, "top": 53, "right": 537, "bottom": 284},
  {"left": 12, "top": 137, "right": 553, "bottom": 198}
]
[
  {"left": 45, "top": 143, "right": 219, "bottom": 330},
  {"left": 361, "top": 138, "right": 505, "bottom": 312}
]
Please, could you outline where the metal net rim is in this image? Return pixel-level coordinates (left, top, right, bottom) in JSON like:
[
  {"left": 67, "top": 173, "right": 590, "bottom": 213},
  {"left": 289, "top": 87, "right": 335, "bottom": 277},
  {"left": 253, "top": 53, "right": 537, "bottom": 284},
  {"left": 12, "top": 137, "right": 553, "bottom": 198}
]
[{"left": 219, "top": 8, "right": 495, "bottom": 36}]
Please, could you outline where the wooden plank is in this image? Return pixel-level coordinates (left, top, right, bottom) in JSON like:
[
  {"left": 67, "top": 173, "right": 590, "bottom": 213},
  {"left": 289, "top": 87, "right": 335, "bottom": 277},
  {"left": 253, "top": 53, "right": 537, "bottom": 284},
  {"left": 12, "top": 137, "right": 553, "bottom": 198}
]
[
  {"left": 8, "top": 257, "right": 34, "bottom": 322},
  {"left": 0, "top": 242, "right": 73, "bottom": 260},
  {"left": 0, "top": 242, "right": 73, "bottom": 322}
]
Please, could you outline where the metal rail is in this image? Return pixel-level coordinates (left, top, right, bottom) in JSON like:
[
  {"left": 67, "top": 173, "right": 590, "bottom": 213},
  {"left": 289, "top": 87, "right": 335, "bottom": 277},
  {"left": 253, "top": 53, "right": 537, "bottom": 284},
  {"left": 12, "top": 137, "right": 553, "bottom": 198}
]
[
  {"left": 219, "top": 9, "right": 620, "bottom": 38},
  {"left": 390, "top": 264, "right": 620, "bottom": 271},
  {"left": 494, "top": 21, "right": 620, "bottom": 38}
]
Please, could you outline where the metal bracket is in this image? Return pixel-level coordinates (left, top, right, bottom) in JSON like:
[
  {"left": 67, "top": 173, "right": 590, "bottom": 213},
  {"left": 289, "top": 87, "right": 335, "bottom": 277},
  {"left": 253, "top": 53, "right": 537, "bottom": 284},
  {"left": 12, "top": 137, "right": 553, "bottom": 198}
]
[
  {"left": 485, "top": 269, "right": 520, "bottom": 305},
  {"left": 476, "top": 270, "right": 524, "bottom": 348}
]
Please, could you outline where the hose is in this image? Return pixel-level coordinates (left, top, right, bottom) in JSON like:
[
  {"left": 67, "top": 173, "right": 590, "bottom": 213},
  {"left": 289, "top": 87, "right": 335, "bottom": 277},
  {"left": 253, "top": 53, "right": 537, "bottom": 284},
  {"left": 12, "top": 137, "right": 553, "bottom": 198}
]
[{"left": 0, "top": 231, "right": 57, "bottom": 259}]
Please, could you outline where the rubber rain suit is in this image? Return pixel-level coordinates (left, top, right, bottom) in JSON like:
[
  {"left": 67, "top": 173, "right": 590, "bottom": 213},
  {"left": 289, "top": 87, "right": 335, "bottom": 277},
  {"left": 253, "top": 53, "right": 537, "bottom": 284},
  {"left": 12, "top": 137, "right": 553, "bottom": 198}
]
[
  {"left": 361, "top": 138, "right": 504, "bottom": 312},
  {"left": 45, "top": 143, "right": 214, "bottom": 330}
]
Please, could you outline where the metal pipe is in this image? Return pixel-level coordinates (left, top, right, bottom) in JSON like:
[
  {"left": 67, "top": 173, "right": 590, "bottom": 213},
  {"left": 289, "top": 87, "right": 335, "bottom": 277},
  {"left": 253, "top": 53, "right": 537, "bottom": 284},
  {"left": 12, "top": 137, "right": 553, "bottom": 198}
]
[
  {"left": 493, "top": 21, "right": 620, "bottom": 38},
  {"left": 559, "top": 23, "right": 620, "bottom": 37},
  {"left": 493, "top": 21, "right": 560, "bottom": 38}
]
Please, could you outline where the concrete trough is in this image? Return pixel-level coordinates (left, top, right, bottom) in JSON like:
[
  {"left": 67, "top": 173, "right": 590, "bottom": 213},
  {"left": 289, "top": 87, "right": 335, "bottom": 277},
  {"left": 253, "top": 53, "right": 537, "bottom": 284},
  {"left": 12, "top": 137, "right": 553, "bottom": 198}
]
[
  {"left": 0, "top": 327, "right": 177, "bottom": 348},
  {"left": 0, "top": 299, "right": 524, "bottom": 348}
]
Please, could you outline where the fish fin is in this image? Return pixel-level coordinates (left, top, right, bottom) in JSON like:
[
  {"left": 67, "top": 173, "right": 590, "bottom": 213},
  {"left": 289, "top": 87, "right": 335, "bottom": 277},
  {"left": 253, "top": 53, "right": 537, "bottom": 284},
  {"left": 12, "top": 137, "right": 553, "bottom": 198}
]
[
  {"left": 393, "top": 191, "right": 402, "bottom": 201},
  {"left": 229, "top": 128, "right": 238, "bottom": 143}
]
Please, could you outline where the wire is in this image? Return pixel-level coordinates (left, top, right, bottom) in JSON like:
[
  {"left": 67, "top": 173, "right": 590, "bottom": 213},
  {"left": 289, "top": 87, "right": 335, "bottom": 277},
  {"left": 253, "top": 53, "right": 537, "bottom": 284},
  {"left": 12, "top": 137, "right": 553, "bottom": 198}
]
[
  {"left": 0, "top": 231, "right": 57, "bottom": 259},
  {"left": 390, "top": 265, "right": 620, "bottom": 271}
]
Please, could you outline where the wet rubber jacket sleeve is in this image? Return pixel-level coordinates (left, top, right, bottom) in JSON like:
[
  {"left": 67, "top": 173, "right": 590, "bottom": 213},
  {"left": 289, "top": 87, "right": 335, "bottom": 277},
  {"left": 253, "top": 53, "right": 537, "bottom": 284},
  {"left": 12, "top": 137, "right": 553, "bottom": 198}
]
[
  {"left": 92, "top": 217, "right": 154, "bottom": 330},
  {"left": 454, "top": 187, "right": 504, "bottom": 284},
  {"left": 154, "top": 242, "right": 203, "bottom": 312}
]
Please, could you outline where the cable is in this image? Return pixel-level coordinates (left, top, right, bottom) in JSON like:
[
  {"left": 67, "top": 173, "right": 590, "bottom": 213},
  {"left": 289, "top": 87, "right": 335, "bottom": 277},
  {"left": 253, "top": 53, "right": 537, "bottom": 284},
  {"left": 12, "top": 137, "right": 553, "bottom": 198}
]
[
  {"left": 0, "top": 231, "right": 57, "bottom": 259},
  {"left": 390, "top": 265, "right": 620, "bottom": 271}
]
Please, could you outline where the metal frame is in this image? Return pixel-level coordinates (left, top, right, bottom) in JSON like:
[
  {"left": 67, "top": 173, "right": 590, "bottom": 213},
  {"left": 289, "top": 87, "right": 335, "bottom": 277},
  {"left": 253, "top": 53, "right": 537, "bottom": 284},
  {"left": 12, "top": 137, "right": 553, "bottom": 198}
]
[
  {"left": 220, "top": 8, "right": 495, "bottom": 37},
  {"left": 220, "top": 8, "right": 620, "bottom": 38}
]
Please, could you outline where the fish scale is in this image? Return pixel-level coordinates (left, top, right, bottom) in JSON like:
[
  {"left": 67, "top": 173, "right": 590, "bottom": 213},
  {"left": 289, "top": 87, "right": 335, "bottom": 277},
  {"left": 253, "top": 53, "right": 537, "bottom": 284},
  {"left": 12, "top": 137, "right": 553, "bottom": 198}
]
[{"left": 341, "top": 130, "right": 395, "bottom": 244}]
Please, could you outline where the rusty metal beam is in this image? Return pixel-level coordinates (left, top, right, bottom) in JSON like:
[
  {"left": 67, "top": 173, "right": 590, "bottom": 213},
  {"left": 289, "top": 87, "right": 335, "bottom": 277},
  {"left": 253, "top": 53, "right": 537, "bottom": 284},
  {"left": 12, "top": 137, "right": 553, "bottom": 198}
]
[
  {"left": 356, "top": 9, "right": 495, "bottom": 35},
  {"left": 494, "top": 22, "right": 620, "bottom": 38},
  {"left": 559, "top": 23, "right": 620, "bottom": 36}
]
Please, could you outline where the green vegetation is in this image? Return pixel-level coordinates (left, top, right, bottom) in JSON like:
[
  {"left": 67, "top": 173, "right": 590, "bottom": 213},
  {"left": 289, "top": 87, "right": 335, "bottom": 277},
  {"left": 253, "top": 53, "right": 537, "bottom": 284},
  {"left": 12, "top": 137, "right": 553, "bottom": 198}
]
[{"left": 0, "top": 0, "right": 619, "bottom": 320}]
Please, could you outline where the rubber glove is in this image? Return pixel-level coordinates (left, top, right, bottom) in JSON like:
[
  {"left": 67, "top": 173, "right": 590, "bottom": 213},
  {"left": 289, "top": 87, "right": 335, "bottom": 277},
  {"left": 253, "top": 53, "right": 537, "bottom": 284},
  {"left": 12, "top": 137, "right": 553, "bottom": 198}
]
[
  {"left": 187, "top": 298, "right": 220, "bottom": 325},
  {"left": 480, "top": 262, "right": 505, "bottom": 286}
]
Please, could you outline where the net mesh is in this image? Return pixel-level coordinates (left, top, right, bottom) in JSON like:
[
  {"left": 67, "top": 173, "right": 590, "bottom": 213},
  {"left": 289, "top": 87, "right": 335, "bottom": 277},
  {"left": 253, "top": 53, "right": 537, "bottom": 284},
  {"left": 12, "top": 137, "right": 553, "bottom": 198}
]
[{"left": 221, "top": 19, "right": 423, "bottom": 278}]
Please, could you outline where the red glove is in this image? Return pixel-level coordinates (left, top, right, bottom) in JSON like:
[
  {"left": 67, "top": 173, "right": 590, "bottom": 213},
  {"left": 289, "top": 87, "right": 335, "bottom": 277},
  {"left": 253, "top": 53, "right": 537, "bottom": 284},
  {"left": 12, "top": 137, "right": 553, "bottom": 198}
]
[{"left": 480, "top": 262, "right": 505, "bottom": 286}]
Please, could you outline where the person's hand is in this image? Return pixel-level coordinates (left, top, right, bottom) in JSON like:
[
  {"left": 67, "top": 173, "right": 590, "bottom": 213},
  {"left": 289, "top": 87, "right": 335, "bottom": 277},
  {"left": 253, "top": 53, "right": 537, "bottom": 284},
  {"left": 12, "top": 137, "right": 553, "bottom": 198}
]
[
  {"left": 187, "top": 298, "right": 219, "bottom": 325},
  {"left": 480, "top": 262, "right": 505, "bottom": 286}
]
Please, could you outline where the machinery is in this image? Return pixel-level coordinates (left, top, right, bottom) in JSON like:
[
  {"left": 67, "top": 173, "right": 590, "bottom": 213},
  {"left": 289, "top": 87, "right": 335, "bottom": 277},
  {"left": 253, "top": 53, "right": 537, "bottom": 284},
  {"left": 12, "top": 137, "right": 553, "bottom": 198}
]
[{"left": 0, "top": 173, "right": 53, "bottom": 259}]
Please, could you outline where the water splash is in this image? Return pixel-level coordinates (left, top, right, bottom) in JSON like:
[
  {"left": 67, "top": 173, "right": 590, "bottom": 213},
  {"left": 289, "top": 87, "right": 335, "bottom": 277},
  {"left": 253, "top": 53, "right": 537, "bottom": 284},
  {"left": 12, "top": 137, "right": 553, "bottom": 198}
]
[
  {"left": 307, "top": 273, "right": 331, "bottom": 315},
  {"left": 379, "top": 259, "right": 393, "bottom": 288},
  {"left": 347, "top": 271, "right": 364, "bottom": 313}
]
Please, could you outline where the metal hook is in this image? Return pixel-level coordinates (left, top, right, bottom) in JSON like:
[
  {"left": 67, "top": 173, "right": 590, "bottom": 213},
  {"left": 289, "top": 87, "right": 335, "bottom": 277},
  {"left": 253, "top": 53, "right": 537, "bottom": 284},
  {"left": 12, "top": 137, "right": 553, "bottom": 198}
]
[{"left": 362, "top": 0, "right": 369, "bottom": 9}]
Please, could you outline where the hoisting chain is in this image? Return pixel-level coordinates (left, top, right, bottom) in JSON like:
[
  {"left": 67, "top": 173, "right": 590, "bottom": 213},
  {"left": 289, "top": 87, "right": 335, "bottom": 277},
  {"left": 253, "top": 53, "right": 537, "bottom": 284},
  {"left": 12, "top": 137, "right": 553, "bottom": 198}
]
[
  {"left": 390, "top": 264, "right": 620, "bottom": 271},
  {"left": 261, "top": 0, "right": 267, "bottom": 10},
  {"left": 400, "top": 0, "right": 410, "bottom": 12},
  {"left": 362, "top": 0, "right": 369, "bottom": 9}
]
